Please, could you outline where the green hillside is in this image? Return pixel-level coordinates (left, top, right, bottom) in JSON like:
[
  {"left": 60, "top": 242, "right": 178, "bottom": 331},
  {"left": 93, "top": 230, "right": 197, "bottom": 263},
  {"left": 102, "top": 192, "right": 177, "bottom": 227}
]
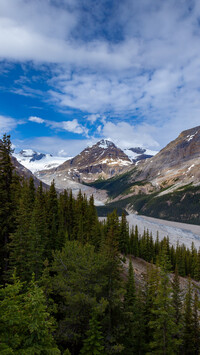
[
  {"left": 98, "top": 184, "right": 200, "bottom": 224},
  {"left": 86, "top": 167, "right": 141, "bottom": 198}
]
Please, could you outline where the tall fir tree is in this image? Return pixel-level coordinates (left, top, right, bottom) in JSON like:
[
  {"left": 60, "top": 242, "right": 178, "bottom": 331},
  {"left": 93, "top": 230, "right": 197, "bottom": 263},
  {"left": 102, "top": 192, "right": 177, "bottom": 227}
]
[
  {"left": 171, "top": 265, "right": 183, "bottom": 353},
  {"left": 80, "top": 312, "right": 105, "bottom": 355},
  {"left": 0, "top": 134, "right": 15, "bottom": 281},
  {"left": 183, "top": 279, "right": 194, "bottom": 354},
  {"left": 119, "top": 212, "right": 129, "bottom": 255}
]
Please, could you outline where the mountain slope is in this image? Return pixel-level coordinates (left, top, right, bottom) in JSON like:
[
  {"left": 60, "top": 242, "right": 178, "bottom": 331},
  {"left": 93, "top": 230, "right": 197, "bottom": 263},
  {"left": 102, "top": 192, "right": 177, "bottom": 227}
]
[
  {"left": 36, "top": 139, "right": 133, "bottom": 184},
  {"left": 91, "top": 126, "right": 200, "bottom": 223},
  {"left": 134, "top": 125, "right": 200, "bottom": 190},
  {"left": 11, "top": 155, "right": 49, "bottom": 189}
]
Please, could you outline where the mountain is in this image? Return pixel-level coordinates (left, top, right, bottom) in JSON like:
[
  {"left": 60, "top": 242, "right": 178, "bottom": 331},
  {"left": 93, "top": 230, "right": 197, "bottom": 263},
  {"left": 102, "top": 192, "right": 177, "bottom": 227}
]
[
  {"left": 131, "top": 125, "right": 200, "bottom": 191},
  {"left": 36, "top": 139, "right": 134, "bottom": 184},
  {"left": 89, "top": 126, "right": 200, "bottom": 224},
  {"left": 11, "top": 155, "right": 49, "bottom": 189},
  {"left": 13, "top": 149, "right": 70, "bottom": 174}
]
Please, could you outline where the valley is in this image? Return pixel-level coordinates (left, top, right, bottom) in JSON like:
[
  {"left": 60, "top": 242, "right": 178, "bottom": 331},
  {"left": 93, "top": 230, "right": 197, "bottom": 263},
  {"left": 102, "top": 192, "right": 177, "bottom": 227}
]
[
  {"left": 126, "top": 213, "right": 200, "bottom": 249},
  {"left": 13, "top": 125, "right": 200, "bottom": 225}
]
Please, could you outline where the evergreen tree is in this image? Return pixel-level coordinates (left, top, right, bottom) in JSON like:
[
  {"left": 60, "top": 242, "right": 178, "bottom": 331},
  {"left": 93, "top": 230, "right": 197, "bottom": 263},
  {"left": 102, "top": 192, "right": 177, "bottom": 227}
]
[
  {"left": 0, "top": 134, "right": 15, "bottom": 280},
  {"left": 46, "top": 180, "right": 59, "bottom": 258},
  {"left": 8, "top": 180, "right": 35, "bottom": 281},
  {"left": 192, "top": 289, "right": 200, "bottom": 354},
  {"left": 0, "top": 274, "right": 60, "bottom": 354},
  {"left": 119, "top": 212, "right": 129, "bottom": 254},
  {"left": 149, "top": 267, "right": 176, "bottom": 355},
  {"left": 80, "top": 312, "right": 105, "bottom": 355},
  {"left": 183, "top": 279, "right": 194, "bottom": 354},
  {"left": 143, "top": 264, "right": 160, "bottom": 350},
  {"left": 171, "top": 265, "right": 183, "bottom": 353},
  {"left": 123, "top": 259, "right": 138, "bottom": 354}
]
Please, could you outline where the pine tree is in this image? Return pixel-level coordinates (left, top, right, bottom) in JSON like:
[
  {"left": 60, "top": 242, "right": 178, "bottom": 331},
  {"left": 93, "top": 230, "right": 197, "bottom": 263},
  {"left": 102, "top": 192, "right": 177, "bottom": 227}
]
[
  {"left": 143, "top": 263, "right": 160, "bottom": 350},
  {"left": 123, "top": 259, "right": 137, "bottom": 354},
  {"left": 119, "top": 212, "right": 129, "bottom": 254},
  {"left": 192, "top": 289, "right": 200, "bottom": 354},
  {"left": 8, "top": 179, "right": 38, "bottom": 281},
  {"left": 46, "top": 180, "right": 59, "bottom": 258},
  {"left": 171, "top": 265, "right": 183, "bottom": 353},
  {"left": 0, "top": 134, "right": 15, "bottom": 280},
  {"left": 183, "top": 278, "right": 194, "bottom": 354},
  {"left": 124, "top": 259, "right": 136, "bottom": 308},
  {"left": 149, "top": 267, "right": 176, "bottom": 354},
  {"left": 80, "top": 312, "right": 105, "bottom": 355},
  {"left": 0, "top": 274, "right": 60, "bottom": 354}
]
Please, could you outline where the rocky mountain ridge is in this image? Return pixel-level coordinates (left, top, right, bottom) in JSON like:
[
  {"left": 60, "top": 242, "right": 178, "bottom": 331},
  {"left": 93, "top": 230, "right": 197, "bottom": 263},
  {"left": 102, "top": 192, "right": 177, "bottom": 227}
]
[
  {"left": 36, "top": 139, "right": 134, "bottom": 184},
  {"left": 128, "top": 125, "right": 200, "bottom": 194}
]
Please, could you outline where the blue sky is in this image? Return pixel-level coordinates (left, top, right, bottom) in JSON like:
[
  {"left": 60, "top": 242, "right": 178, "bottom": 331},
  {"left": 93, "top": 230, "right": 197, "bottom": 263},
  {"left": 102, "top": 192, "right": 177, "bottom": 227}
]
[{"left": 0, "top": 0, "right": 200, "bottom": 156}]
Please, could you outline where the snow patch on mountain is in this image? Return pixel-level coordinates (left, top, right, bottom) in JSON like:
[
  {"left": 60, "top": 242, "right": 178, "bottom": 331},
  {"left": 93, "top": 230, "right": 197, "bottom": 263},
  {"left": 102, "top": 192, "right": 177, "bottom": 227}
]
[
  {"left": 98, "top": 139, "right": 113, "bottom": 149},
  {"left": 13, "top": 150, "right": 71, "bottom": 174},
  {"left": 123, "top": 147, "right": 158, "bottom": 162}
]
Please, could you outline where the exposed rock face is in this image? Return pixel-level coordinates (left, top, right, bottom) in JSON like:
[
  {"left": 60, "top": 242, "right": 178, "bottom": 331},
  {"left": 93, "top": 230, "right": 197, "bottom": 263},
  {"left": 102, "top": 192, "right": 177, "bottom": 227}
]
[
  {"left": 11, "top": 156, "right": 48, "bottom": 189},
  {"left": 130, "top": 125, "right": 200, "bottom": 192},
  {"left": 36, "top": 139, "right": 133, "bottom": 184}
]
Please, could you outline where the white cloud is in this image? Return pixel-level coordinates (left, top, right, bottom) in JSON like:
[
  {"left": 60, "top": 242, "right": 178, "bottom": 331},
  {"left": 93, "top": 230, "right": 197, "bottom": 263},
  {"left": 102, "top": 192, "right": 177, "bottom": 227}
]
[
  {"left": 1, "top": 0, "right": 200, "bottom": 148},
  {"left": 101, "top": 121, "right": 159, "bottom": 149},
  {"left": 28, "top": 116, "right": 88, "bottom": 136},
  {"left": 61, "top": 119, "right": 88, "bottom": 135},
  {"left": 86, "top": 114, "right": 100, "bottom": 124},
  {"left": 29, "top": 116, "right": 45, "bottom": 124},
  {"left": 0, "top": 115, "right": 22, "bottom": 132}
]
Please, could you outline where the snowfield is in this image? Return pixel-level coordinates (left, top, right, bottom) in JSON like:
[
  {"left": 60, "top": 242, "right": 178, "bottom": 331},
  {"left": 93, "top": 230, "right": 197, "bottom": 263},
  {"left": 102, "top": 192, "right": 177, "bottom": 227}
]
[{"left": 126, "top": 214, "right": 200, "bottom": 249}]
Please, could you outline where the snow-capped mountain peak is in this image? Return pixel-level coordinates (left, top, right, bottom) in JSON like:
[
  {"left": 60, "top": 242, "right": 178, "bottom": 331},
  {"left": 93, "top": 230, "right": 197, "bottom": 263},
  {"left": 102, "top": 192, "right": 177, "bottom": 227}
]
[
  {"left": 13, "top": 149, "right": 71, "bottom": 174},
  {"left": 97, "top": 139, "right": 114, "bottom": 149}
]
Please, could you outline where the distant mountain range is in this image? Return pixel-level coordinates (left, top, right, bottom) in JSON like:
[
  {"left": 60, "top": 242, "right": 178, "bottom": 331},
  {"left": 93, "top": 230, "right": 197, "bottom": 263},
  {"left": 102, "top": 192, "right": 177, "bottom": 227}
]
[
  {"left": 13, "top": 149, "right": 70, "bottom": 174},
  {"left": 12, "top": 126, "right": 200, "bottom": 223}
]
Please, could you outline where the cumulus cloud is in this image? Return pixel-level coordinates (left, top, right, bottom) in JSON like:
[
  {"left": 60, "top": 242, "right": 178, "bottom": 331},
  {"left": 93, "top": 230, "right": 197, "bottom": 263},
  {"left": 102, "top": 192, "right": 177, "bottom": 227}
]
[
  {"left": 86, "top": 114, "right": 101, "bottom": 124},
  {"left": 101, "top": 121, "right": 159, "bottom": 149},
  {"left": 0, "top": 115, "right": 22, "bottom": 132},
  {"left": 29, "top": 116, "right": 45, "bottom": 124},
  {"left": 28, "top": 116, "right": 88, "bottom": 136},
  {"left": 1, "top": 0, "right": 200, "bottom": 148}
]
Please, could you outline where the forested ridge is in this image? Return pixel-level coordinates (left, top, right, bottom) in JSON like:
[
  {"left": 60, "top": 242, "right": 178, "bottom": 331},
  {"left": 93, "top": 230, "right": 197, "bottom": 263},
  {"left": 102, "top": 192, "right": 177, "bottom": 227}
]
[{"left": 1, "top": 134, "right": 200, "bottom": 354}]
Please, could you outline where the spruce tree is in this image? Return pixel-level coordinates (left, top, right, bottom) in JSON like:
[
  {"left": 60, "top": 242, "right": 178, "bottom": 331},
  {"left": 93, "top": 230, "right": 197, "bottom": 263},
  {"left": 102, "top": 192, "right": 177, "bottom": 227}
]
[
  {"left": 8, "top": 180, "right": 35, "bottom": 281},
  {"left": 149, "top": 267, "right": 176, "bottom": 354},
  {"left": 149, "top": 240, "right": 177, "bottom": 354},
  {"left": 171, "top": 265, "right": 183, "bottom": 353},
  {"left": 46, "top": 180, "right": 59, "bottom": 258},
  {"left": 0, "top": 134, "right": 15, "bottom": 280},
  {"left": 80, "top": 312, "right": 105, "bottom": 355},
  {"left": 123, "top": 259, "right": 137, "bottom": 354},
  {"left": 192, "top": 289, "right": 200, "bottom": 354},
  {"left": 0, "top": 274, "right": 60, "bottom": 354},
  {"left": 119, "top": 212, "right": 129, "bottom": 255},
  {"left": 183, "top": 279, "right": 194, "bottom": 354}
]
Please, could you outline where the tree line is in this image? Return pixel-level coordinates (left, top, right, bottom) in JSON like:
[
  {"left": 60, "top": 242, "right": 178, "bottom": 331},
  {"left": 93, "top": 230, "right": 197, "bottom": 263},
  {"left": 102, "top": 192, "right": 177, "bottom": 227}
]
[{"left": 0, "top": 134, "right": 200, "bottom": 354}]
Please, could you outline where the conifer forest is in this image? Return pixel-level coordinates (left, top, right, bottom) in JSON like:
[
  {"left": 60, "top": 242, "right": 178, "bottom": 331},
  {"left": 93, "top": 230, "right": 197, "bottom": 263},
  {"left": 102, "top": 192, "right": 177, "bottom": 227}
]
[{"left": 1, "top": 134, "right": 200, "bottom": 355}]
